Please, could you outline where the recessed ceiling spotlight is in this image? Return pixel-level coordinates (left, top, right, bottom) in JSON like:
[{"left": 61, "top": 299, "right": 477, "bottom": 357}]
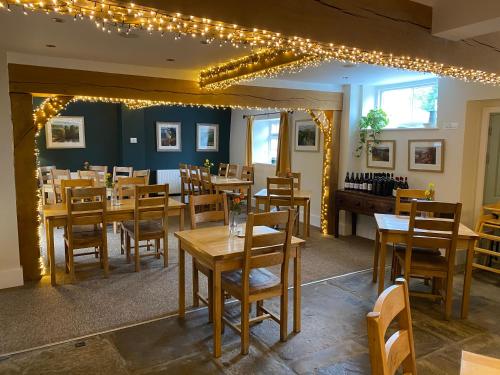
[
  {"left": 342, "top": 63, "right": 356, "bottom": 68},
  {"left": 51, "top": 17, "right": 64, "bottom": 23},
  {"left": 166, "top": 58, "right": 175, "bottom": 62},
  {"left": 45, "top": 44, "right": 56, "bottom": 48},
  {"left": 118, "top": 32, "right": 139, "bottom": 39},
  {"left": 342, "top": 76, "right": 349, "bottom": 80}
]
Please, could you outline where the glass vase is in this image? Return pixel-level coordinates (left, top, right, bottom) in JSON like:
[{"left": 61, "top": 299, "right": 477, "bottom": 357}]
[{"left": 229, "top": 210, "right": 240, "bottom": 236}]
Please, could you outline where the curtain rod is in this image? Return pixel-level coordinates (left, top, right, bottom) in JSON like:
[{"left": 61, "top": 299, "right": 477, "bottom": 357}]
[{"left": 243, "top": 110, "right": 293, "bottom": 119}]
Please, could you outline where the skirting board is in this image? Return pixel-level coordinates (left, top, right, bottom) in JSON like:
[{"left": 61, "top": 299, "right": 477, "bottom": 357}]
[{"left": 0, "top": 266, "right": 23, "bottom": 289}]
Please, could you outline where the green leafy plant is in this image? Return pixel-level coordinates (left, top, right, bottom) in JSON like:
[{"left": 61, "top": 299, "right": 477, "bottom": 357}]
[
  {"left": 355, "top": 108, "right": 389, "bottom": 157},
  {"left": 417, "top": 85, "right": 438, "bottom": 112}
]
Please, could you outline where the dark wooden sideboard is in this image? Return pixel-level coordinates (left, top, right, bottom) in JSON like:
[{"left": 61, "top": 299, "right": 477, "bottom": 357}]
[{"left": 334, "top": 190, "right": 395, "bottom": 237}]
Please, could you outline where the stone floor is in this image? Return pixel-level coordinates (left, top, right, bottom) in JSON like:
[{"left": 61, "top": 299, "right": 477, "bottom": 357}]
[{"left": 1, "top": 269, "right": 499, "bottom": 374}]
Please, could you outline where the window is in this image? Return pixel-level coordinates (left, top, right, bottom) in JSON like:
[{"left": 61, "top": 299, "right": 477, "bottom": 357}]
[
  {"left": 377, "top": 80, "right": 438, "bottom": 129},
  {"left": 252, "top": 118, "right": 280, "bottom": 165}
]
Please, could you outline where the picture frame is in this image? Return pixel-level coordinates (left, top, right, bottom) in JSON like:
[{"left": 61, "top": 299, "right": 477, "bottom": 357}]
[
  {"left": 196, "top": 123, "right": 219, "bottom": 152},
  {"left": 408, "top": 139, "right": 445, "bottom": 172},
  {"left": 45, "top": 116, "right": 86, "bottom": 149},
  {"left": 366, "top": 140, "right": 395, "bottom": 170},
  {"left": 295, "top": 119, "right": 319, "bottom": 152},
  {"left": 156, "top": 122, "right": 181, "bottom": 152}
]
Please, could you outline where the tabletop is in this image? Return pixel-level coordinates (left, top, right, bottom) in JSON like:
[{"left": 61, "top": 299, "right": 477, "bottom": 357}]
[
  {"left": 174, "top": 225, "right": 305, "bottom": 261},
  {"left": 374, "top": 213, "right": 477, "bottom": 239},
  {"left": 210, "top": 176, "right": 252, "bottom": 185},
  {"left": 460, "top": 351, "right": 500, "bottom": 375},
  {"left": 43, "top": 198, "right": 185, "bottom": 219},
  {"left": 483, "top": 201, "right": 500, "bottom": 213},
  {"left": 254, "top": 189, "right": 312, "bottom": 199}
]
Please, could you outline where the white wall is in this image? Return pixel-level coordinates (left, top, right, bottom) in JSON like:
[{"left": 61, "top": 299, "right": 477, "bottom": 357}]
[
  {"left": 0, "top": 49, "right": 23, "bottom": 289},
  {"left": 339, "top": 78, "right": 500, "bottom": 240},
  {"left": 230, "top": 109, "right": 325, "bottom": 227}
]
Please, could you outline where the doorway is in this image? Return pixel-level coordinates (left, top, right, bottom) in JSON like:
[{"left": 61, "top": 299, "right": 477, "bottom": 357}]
[{"left": 483, "top": 113, "right": 500, "bottom": 205}]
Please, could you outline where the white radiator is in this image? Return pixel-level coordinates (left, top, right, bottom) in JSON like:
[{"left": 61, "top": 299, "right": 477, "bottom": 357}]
[{"left": 156, "top": 169, "right": 181, "bottom": 195}]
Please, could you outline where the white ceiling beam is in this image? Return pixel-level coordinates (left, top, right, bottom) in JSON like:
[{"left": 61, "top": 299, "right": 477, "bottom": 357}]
[{"left": 432, "top": 0, "right": 500, "bottom": 40}]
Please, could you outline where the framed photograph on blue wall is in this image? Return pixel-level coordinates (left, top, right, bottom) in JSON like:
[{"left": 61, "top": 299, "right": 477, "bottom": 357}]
[
  {"left": 157, "top": 122, "right": 181, "bottom": 152},
  {"left": 45, "top": 116, "right": 86, "bottom": 149},
  {"left": 196, "top": 123, "right": 219, "bottom": 152}
]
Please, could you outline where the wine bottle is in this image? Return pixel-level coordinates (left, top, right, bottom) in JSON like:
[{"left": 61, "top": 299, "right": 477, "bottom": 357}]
[
  {"left": 344, "top": 172, "right": 350, "bottom": 190},
  {"left": 354, "top": 173, "right": 359, "bottom": 190},
  {"left": 404, "top": 177, "right": 409, "bottom": 189},
  {"left": 367, "top": 173, "right": 373, "bottom": 193},
  {"left": 350, "top": 173, "right": 355, "bottom": 190}
]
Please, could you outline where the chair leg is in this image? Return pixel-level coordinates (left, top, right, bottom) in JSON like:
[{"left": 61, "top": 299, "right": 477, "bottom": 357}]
[
  {"left": 134, "top": 237, "right": 140, "bottom": 272},
  {"left": 221, "top": 289, "right": 225, "bottom": 334},
  {"left": 192, "top": 260, "right": 199, "bottom": 307},
  {"left": 64, "top": 242, "right": 69, "bottom": 273},
  {"left": 444, "top": 274, "right": 453, "bottom": 320},
  {"left": 126, "top": 233, "right": 131, "bottom": 263},
  {"left": 240, "top": 299, "right": 250, "bottom": 355},
  {"left": 280, "top": 290, "right": 289, "bottom": 342},
  {"left": 208, "top": 272, "right": 213, "bottom": 323},
  {"left": 68, "top": 248, "right": 76, "bottom": 283},
  {"left": 102, "top": 242, "right": 109, "bottom": 278},
  {"left": 120, "top": 226, "right": 124, "bottom": 255},
  {"left": 256, "top": 300, "right": 263, "bottom": 317},
  {"left": 163, "top": 234, "right": 168, "bottom": 268},
  {"left": 155, "top": 239, "right": 161, "bottom": 259}
]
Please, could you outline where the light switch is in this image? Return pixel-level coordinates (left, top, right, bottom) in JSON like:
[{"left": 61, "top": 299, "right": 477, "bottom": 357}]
[
  {"left": 130, "top": 137, "right": 138, "bottom": 143},
  {"left": 442, "top": 122, "right": 458, "bottom": 129}
]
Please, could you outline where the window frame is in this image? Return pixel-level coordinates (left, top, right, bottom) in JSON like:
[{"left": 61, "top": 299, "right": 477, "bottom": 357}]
[
  {"left": 252, "top": 117, "right": 280, "bottom": 165},
  {"left": 376, "top": 78, "right": 438, "bottom": 130}
]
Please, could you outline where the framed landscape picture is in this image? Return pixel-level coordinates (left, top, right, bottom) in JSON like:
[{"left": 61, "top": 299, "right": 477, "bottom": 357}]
[
  {"left": 45, "top": 116, "right": 85, "bottom": 149},
  {"left": 367, "top": 140, "right": 395, "bottom": 170},
  {"left": 408, "top": 139, "right": 444, "bottom": 172},
  {"left": 295, "top": 119, "right": 319, "bottom": 152},
  {"left": 196, "top": 123, "right": 219, "bottom": 152},
  {"left": 156, "top": 122, "right": 181, "bottom": 152}
]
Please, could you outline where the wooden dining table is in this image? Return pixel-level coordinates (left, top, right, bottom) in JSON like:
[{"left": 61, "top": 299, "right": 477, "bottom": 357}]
[
  {"left": 175, "top": 225, "right": 305, "bottom": 358},
  {"left": 211, "top": 176, "right": 253, "bottom": 213},
  {"left": 254, "top": 188, "right": 312, "bottom": 237},
  {"left": 373, "top": 213, "right": 478, "bottom": 318},
  {"left": 460, "top": 351, "right": 500, "bottom": 374},
  {"left": 43, "top": 198, "right": 185, "bottom": 286}
]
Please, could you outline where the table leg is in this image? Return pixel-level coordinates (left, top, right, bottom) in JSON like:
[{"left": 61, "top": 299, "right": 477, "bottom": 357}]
[
  {"left": 179, "top": 207, "right": 184, "bottom": 231},
  {"left": 294, "top": 247, "right": 302, "bottom": 333},
  {"left": 461, "top": 239, "right": 475, "bottom": 319},
  {"left": 377, "top": 232, "right": 388, "bottom": 295},
  {"left": 47, "top": 219, "right": 56, "bottom": 286},
  {"left": 178, "top": 239, "right": 185, "bottom": 319},
  {"left": 247, "top": 185, "right": 252, "bottom": 213},
  {"left": 373, "top": 230, "right": 380, "bottom": 283},
  {"left": 306, "top": 200, "right": 311, "bottom": 237},
  {"left": 212, "top": 262, "right": 222, "bottom": 358},
  {"left": 352, "top": 213, "right": 357, "bottom": 236},
  {"left": 334, "top": 207, "right": 340, "bottom": 238}
]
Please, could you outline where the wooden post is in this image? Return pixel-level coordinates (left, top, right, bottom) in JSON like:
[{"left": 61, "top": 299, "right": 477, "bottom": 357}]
[{"left": 329, "top": 110, "right": 341, "bottom": 235}]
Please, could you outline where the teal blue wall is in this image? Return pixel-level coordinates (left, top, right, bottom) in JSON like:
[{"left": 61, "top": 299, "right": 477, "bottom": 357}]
[{"left": 38, "top": 102, "right": 231, "bottom": 180}]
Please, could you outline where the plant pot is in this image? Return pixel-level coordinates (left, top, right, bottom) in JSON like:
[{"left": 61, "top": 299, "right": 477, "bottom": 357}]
[{"left": 428, "top": 110, "right": 437, "bottom": 126}]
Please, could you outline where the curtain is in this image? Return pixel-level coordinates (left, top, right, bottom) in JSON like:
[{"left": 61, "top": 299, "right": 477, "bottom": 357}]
[
  {"left": 245, "top": 115, "right": 253, "bottom": 166},
  {"left": 275, "top": 111, "right": 291, "bottom": 176}
]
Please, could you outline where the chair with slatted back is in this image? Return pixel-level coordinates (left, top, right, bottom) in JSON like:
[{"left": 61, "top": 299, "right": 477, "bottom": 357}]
[
  {"left": 218, "top": 163, "right": 228, "bottom": 177},
  {"left": 113, "top": 176, "right": 148, "bottom": 236},
  {"left": 38, "top": 165, "right": 56, "bottom": 204},
  {"left": 367, "top": 278, "right": 416, "bottom": 375},
  {"left": 221, "top": 209, "right": 295, "bottom": 355},
  {"left": 121, "top": 184, "right": 170, "bottom": 271},
  {"left": 200, "top": 166, "right": 214, "bottom": 194},
  {"left": 133, "top": 169, "right": 151, "bottom": 185},
  {"left": 227, "top": 164, "right": 238, "bottom": 178},
  {"left": 64, "top": 187, "right": 108, "bottom": 281},
  {"left": 113, "top": 166, "right": 133, "bottom": 183},
  {"left": 61, "top": 179, "right": 95, "bottom": 204},
  {"left": 179, "top": 163, "right": 192, "bottom": 204},
  {"left": 78, "top": 170, "right": 100, "bottom": 186},
  {"left": 266, "top": 177, "right": 298, "bottom": 234},
  {"left": 189, "top": 165, "right": 202, "bottom": 195},
  {"left": 278, "top": 171, "right": 301, "bottom": 190},
  {"left": 189, "top": 193, "right": 228, "bottom": 321},
  {"left": 235, "top": 165, "right": 254, "bottom": 211},
  {"left": 89, "top": 165, "right": 108, "bottom": 185},
  {"left": 50, "top": 169, "right": 71, "bottom": 203},
  {"left": 394, "top": 200, "right": 462, "bottom": 319},
  {"left": 390, "top": 189, "right": 440, "bottom": 282}
]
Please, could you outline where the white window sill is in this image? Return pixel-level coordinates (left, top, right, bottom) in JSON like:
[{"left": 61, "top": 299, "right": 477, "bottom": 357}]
[{"left": 381, "top": 126, "right": 439, "bottom": 131}]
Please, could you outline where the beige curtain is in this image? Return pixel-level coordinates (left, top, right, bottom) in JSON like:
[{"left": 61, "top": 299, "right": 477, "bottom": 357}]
[
  {"left": 245, "top": 116, "right": 253, "bottom": 166},
  {"left": 275, "top": 111, "right": 291, "bottom": 176}
]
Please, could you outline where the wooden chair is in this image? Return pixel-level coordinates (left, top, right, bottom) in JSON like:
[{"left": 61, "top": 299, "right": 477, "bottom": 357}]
[
  {"left": 227, "top": 164, "right": 238, "bottom": 178},
  {"left": 50, "top": 169, "right": 71, "bottom": 203},
  {"left": 266, "top": 177, "right": 298, "bottom": 234},
  {"left": 218, "top": 163, "right": 228, "bottom": 177},
  {"left": 190, "top": 193, "right": 228, "bottom": 322},
  {"left": 200, "top": 166, "right": 214, "bottom": 194},
  {"left": 393, "top": 200, "right": 462, "bottom": 320},
  {"left": 113, "top": 166, "right": 133, "bottom": 183},
  {"left": 472, "top": 205, "right": 500, "bottom": 274},
  {"left": 121, "top": 184, "right": 170, "bottom": 272},
  {"left": 133, "top": 169, "right": 151, "bottom": 184},
  {"left": 38, "top": 165, "right": 55, "bottom": 204},
  {"left": 89, "top": 165, "right": 108, "bottom": 185},
  {"left": 114, "top": 176, "right": 147, "bottom": 235},
  {"left": 189, "top": 165, "right": 202, "bottom": 195},
  {"left": 64, "top": 187, "right": 108, "bottom": 281},
  {"left": 179, "top": 163, "right": 192, "bottom": 204},
  {"left": 277, "top": 171, "right": 301, "bottom": 189},
  {"left": 61, "top": 178, "right": 94, "bottom": 204},
  {"left": 367, "top": 278, "right": 417, "bottom": 375},
  {"left": 220, "top": 209, "right": 295, "bottom": 355},
  {"left": 240, "top": 165, "right": 254, "bottom": 184},
  {"left": 77, "top": 170, "right": 100, "bottom": 186}
]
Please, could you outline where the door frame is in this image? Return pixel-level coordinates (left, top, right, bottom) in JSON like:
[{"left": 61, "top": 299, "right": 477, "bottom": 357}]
[{"left": 474, "top": 106, "right": 500, "bottom": 219}]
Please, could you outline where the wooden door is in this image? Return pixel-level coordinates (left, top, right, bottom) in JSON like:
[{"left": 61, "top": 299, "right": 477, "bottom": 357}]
[{"left": 484, "top": 113, "right": 500, "bottom": 204}]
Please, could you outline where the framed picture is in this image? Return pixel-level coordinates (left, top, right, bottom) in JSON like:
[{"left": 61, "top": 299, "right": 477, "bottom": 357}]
[
  {"left": 295, "top": 119, "right": 319, "bottom": 152},
  {"left": 156, "top": 122, "right": 181, "bottom": 152},
  {"left": 45, "top": 116, "right": 85, "bottom": 149},
  {"left": 408, "top": 139, "right": 444, "bottom": 172},
  {"left": 367, "top": 140, "right": 395, "bottom": 170},
  {"left": 196, "top": 123, "right": 219, "bottom": 152}
]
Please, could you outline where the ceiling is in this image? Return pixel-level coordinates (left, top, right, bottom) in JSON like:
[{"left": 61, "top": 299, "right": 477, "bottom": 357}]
[{"left": 0, "top": 7, "right": 433, "bottom": 89}]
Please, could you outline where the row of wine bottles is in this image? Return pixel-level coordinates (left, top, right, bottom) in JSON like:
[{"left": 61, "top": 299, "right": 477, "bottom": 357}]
[{"left": 343, "top": 172, "right": 409, "bottom": 196}]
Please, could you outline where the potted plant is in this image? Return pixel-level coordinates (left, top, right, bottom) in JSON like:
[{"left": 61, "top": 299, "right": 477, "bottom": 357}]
[
  {"left": 204, "top": 159, "right": 214, "bottom": 174},
  {"left": 417, "top": 85, "right": 438, "bottom": 125},
  {"left": 355, "top": 108, "right": 389, "bottom": 157}
]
